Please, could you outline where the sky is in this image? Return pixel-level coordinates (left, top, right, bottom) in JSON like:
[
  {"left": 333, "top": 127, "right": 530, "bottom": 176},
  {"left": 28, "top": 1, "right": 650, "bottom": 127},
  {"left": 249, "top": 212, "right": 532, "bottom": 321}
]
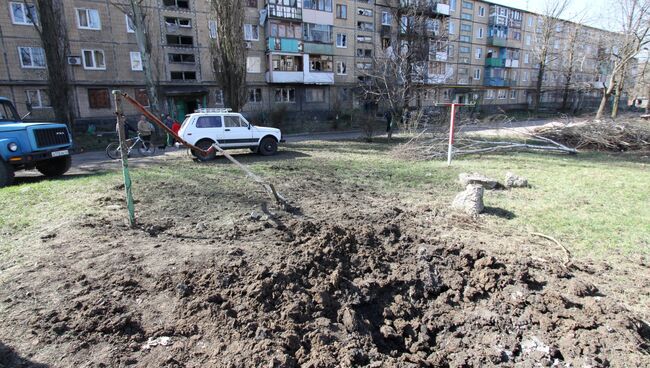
[{"left": 486, "top": 0, "right": 613, "bottom": 29}]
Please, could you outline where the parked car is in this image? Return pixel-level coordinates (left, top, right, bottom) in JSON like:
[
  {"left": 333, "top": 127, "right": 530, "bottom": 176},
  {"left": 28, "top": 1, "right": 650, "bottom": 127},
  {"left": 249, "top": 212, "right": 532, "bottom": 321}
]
[
  {"left": 178, "top": 108, "right": 283, "bottom": 161},
  {"left": 0, "top": 97, "right": 73, "bottom": 187}
]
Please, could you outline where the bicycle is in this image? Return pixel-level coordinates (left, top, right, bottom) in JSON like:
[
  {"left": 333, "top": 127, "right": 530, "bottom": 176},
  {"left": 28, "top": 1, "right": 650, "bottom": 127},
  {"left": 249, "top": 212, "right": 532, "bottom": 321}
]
[{"left": 105, "top": 134, "right": 156, "bottom": 159}]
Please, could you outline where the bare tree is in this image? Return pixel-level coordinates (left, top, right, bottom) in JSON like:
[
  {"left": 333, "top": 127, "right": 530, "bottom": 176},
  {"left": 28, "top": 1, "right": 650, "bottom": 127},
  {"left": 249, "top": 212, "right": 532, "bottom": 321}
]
[
  {"left": 532, "top": 0, "right": 570, "bottom": 113},
  {"left": 28, "top": 0, "right": 75, "bottom": 129},
  {"left": 595, "top": 0, "right": 650, "bottom": 119},
  {"left": 210, "top": 0, "right": 247, "bottom": 111},
  {"left": 111, "top": 0, "right": 161, "bottom": 118},
  {"left": 559, "top": 22, "right": 583, "bottom": 111}
]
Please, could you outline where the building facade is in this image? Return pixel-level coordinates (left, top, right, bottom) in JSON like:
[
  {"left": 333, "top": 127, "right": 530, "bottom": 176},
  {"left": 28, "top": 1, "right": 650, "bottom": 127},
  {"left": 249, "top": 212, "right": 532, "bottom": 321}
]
[{"left": 0, "top": 0, "right": 619, "bottom": 129}]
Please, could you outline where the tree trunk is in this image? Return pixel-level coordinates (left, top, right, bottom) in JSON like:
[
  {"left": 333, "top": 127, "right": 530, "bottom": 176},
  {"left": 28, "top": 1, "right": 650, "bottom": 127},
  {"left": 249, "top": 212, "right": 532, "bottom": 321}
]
[
  {"left": 130, "top": 0, "right": 160, "bottom": 119},
  {"left": 34, "top": 0, "right": 75, "bottom": 130},
  {"left": 596, "top": 90, "right": 609, "bottom": 120},
  {"left": 534, "top": 60, "right": 546, "bottom": 113}
]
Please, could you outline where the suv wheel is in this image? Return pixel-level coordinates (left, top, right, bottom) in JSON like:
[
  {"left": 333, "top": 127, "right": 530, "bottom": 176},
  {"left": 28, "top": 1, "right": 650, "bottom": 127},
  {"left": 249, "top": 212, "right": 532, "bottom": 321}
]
[
  {"left": 0, "top": 161, "right": 15, "bottom": 188},
  {"left": 258, "top": 137, "right": 278, "bottom": 156},
  {"left": 192, "top": 139, "right": 216, "bottom": 162},
  {"left": 36, "top": 156, "right": 72, "bottom": 177}
]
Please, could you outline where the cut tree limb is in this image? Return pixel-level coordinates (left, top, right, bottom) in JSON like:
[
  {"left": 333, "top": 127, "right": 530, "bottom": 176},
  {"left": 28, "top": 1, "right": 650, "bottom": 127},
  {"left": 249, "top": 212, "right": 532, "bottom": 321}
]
[{"left": 531, "top": 232, "right": 572, "bottom": 266}]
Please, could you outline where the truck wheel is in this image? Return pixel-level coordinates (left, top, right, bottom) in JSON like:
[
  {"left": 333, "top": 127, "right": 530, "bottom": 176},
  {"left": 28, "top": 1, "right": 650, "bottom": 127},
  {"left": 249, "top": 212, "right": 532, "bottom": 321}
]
[
  {"left": 258, "top": 137, "right": 278, "bottom": 156},
  {"left": 36, "top": 156, "right": 72, "bottom": 177},
  {"left": 192, "top": 139, "right": 216, "bottom": 162},
  {"left": 0, "top": 161, "right": 15, "bottom": 188}
]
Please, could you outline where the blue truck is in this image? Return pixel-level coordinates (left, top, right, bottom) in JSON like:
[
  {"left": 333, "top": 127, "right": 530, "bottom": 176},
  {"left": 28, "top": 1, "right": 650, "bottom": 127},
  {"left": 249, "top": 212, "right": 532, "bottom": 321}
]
[{"left": 0, "top": 97, "right": 73, "bottom": 187}]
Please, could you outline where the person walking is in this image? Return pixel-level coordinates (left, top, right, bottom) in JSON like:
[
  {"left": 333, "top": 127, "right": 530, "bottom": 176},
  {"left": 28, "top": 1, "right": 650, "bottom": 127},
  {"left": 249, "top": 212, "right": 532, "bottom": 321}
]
[
  {"left": 163, "top": 114, "right": 175, "bottom": 148},
  {"left": 384, "top": 110, "right": 393, "bottom": 141},
  {"left": 137, "top": 115, "right": 154, "bottom": 151}
]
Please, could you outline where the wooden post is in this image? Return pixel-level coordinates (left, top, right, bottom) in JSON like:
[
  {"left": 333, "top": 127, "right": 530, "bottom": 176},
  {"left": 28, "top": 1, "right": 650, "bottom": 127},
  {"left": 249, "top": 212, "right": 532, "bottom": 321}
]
[
  {"left": 447, "top": 103, "right": 457, "bottom": 166},
  {"left": 112, "top": 90, "right": 136, "bottom": 227}
]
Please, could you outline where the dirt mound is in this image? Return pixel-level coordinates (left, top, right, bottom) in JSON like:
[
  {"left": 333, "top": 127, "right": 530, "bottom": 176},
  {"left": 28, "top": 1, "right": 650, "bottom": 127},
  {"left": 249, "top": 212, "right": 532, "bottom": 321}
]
[{"left": 15, "top": 213, "right": 649, "bottom": 367}]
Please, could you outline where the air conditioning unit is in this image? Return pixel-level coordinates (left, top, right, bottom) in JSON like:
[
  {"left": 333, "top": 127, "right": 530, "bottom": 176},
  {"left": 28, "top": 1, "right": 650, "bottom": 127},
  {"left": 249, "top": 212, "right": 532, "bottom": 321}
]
[
  {"left": 245, "top": 41, "right": 252, "bottom": 49},
  {"left": 67, "top": 56, "right": 81, "bottom": 65}
]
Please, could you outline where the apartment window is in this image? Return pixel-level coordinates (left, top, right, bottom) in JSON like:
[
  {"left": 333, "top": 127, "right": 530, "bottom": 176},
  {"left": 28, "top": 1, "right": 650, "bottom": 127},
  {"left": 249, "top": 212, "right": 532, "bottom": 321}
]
[
  {"left": 165, "top": 17, "right": 191, "bottom": 28},
  {"left": 269, "top": 21, "right": 302, "bottom": 38},
  {"left": 510, "top": 90, "right": 517, "bottom": 99},
  {"left": 357, "top": 21, "right": 373, "bottom": 32},
  {"left": 356, "top": 62, "right": 372, "bottom": 70},
  {"left": 170, "top": 71, "right": 196, "bottom": 80},
  {"left": 460, "top": 23, "right": 471, "bottom": 32},
  {"left": 524, "top": 53, "right": 530, "bottom": 64},
  {"left": 166, "top": 35, "right": 193, "bottom": 46},
  {"left": 461, "top": 13, "right": 472, "bottom": 21},
  {"left": 304, "top": 23, "right": 333, "bottom": 43},
  {"left": 88, "top": 88, "right": 110, "bottom": 109},
  {"left": 427, "top": 19, "right": 440, "bottom": 34},
  {"left": 523, "top": 71, "right": 529, "bottom": 81},
  {"left": 10, "top": 2, "right": 38, "bottom": 25},
  {"left": 18, "top": 47, "right": 45, "bottom": 68},
  {"left": 126, "top": 15, "right": 135, "bottom": 33},
  {"left": 556, "top": 24, "right": 562, "bottom": 32},
  {"left": 309, "top": 55, "right": 332, "bottom": 71},
  {"left": 449, "top": 0, "right": 457, "bottom": 11},
  {"left": 477, "top": 27, "right": 483, "bottom": 39},
  {"left": 448, "top": 44, "right": 454, "bottom": 57},
  {"left": 305, "top": 88, "right": 326, "bottom": 103},
  {"left": 459, "top": 46, "right": 470, "bottom": 54},
  {"left": 246, "top": 56, "right": 261, "bottom": 73},
  {"left": 498, "top": 90, "right": 507, "bottom": 99},
  {"left": 168, "top": 53, "right": 195, "bottom": 63},
  {"left": 475, "top": 47, "right": 482, "bottom": 59},
  {"left": 303, "top": 0, "right": 333, "bottom": 12},
  {"left": 449, "top": 22, "right": 455, "bottom": 34},
  {"left": 135, "top": 88, "right": 149, "bottom": 107},
  {"left": 462, "top": 1, "right": 473, "bottom": 9},
  {"left": 382, "top": 11, "right": 391, "bottom": 26},
  {"left": 356, "top": 49, "right": 372, "bottom": 58},
  {"left": 336, "top": 61, "right": 347, "bottom": 75},
  {"left": 336, "top": 4, "right": 347, "bottom": 19},
  {"left": 247, "top": 0, "right": 258, "bottom": 7},
  {"left": 336, "top": 33, "right": 347, "bottom": 48},
  {"left": 356, "top": 35, "right": 372, "bottom": 43},
  {"left": 76, "top": 8, "right": 101, "bottom": 30},
  {"left": 81, "top": 49, "right": 106, "bottom": 70},
  {"left": 554, "top": 40, "right": 560, "bottom": 49},
  {"left": 209, "top": 20, "right": 217, "bottom": 39},
  {"left": 163, "top": 0, "right": 189, "bottom": 9},
  {"left": 513, "top": 31, "right": 521, "bottom": 40},
  {"left": 274, "top": 88, "right": 295, "bottom": 103},
  {"left": 473, "top": 68, "right": 481, "bottom": 80},
  {"left": 528, "top": 17, "right": 534, "bottom": 27},
  {"left": 357, "top": 8, "right": 372, "bottom": 16},
  {"left": 25, "top": 89, "right": 49, "bottom": 108},
  {"left": 460, "top": 35, "right": 471, "bottom": 43},
  {"left": 272, "top": 55, "right": 302, "bottom": 71},
  {"left": 478, "top": 6, "right": 485, "bottom": 17},
  {"left": 485, "top": 89, "right": 495, "bottom": 99},
  {"left": 244, "top": 24, "right": 259, "bottom": 41},
  {"left": 130, "top": 52, "right": 143, "bottom": 71},
  {"left": 248, "top": 88, "right": 262, "bottom": 103},
  {"left": 525, "top": 35, "right": 531, "bottom": 46},
  {"left": 215, "top": 90, "right": 224, "bottom": 104}
]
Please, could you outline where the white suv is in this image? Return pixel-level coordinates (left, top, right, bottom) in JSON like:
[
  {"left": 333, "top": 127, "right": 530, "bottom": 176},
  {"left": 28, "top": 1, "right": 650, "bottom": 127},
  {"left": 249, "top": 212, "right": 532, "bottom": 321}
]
[{"left": 178, "top": 109, "right": 283, "bottom": 160}]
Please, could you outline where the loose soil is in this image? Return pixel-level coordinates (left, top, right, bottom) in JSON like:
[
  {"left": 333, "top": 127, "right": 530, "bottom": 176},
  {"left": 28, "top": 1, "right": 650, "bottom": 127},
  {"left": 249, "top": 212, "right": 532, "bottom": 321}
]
[{"left": 1, "top": 155, "right": 649, "bottom": 367}]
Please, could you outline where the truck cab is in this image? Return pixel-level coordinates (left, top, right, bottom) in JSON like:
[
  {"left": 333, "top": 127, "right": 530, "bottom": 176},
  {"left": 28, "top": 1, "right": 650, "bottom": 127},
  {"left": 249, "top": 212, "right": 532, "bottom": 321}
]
[{"left": 0, "top": 97, "right": 73, "bottom": 187}]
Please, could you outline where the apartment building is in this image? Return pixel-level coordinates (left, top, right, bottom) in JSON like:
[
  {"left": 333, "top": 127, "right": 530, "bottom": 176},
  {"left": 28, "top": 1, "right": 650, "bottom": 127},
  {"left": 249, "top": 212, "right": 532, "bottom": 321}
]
[{"left": 0, "top": 0, "right": 619, "bottom": 128}]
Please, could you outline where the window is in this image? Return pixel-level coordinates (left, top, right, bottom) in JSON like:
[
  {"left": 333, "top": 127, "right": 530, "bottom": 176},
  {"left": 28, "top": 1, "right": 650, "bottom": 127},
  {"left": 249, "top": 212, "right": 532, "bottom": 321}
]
[
  {"left": 459, "top": 46, "right": 470, "bottom": 54},
  {"left": 461, "top": 13, "right": 472, "bottom": 21},
  {"left": 247, "top": 0, "right": 258, "bottom": 7},
  {"left": 485, "top": 89, "right": 495, "bottom": 99},
  {"left": 88, "top": 88, "right": 110, "bottom": 109},
  {"left": 382, "top": 11, "right": 391, "bottom": 26},
  {"left": 274, "top": 88, "right": 295, "bottom": 103},
  {"left": 462, "top": 1, "right": 473, "bottom": 9},
  {"left": 303, "top": 0, "right": 332, "bottom": 12},
  {"left": 25, "top": 89, "right": 49, "bottom": 108},
  {"left": 513, "top": 31, "right": 521, "bottom": 40},
  {"left": 209, "top": 20, "right": 217, "bottom": 39},
  {"left": 336, "top": 4, "right": 347, "bottom": 19},
  {"left": 449, "top": 22, "right": 455, "bottom": 34},
  {"left": 272, "top": 55, "right": 302, "bottom": 71},
  {"left": 477, "top": 27, "right": 483, "bottom": 39},
  {"left": 478, "top": 6, "right": 485, "bottom": 17},
  {"left": 473, "top": 68, "right": 481, "bottom": 80},
  {"left": 510, "top": 90, "right": 517, "bottom": 99},
  {"left": 163, "top": 0, "right": 189, "bottom": 9},
  {"left": 556, "top": 23, "right": 562, "bottom": 32},
  {"left": 244, "top": 24, "right": 259, "bottom": 41},
  {"left": 247, "top": 56, "right": 261, "bottom": 73},
  {"left": 170, "top": 71, "right": 196, "bottom": 80},
  {"left": 524, "top": 53, "right": 530, "bottom": 64},
  {"left": 305, "top": 88, "right": 326, "bottom": 103},
  {"left": 196, "top": 116, "right": 222, "bottom": 128},
  {"left": 215, "top": 90, "right": 223, "bottom": 104},
  {"left": 224, "top": 115, "right": 245, "bottom": 128},
  {"left": 304, "top": 23, "right": 333, "bottom": 43},
  {"left": 130, "top": 52, "right": 143, "bottom": 71},
  {"left": 76, "top": 8, "right": 101, "bottom": 30},
  {"left": 309, "top": 55, "right": 333, "bottom": 71},
  {"left": 528, "top": 17, "right": 534, "bottom": 27},
  {"left": 356, "top": 62, "right": 372, "bottom": 70},
  {"left": 525, "top": 35, "right": 531, "bottom": 46},
  {"left": 449, "top": 0, "right": 457, "bottom": 11},
  {"left": 248, "top": 88, "right": 262, "bottom": 103},
  {"left": 336, "top": 61, "right": 347, "bottom": 75},
  {"left": 554, "top": 40, "right": 560, "bottom": 49},
  {"left": 165, "top": 17, "right": 191, "bottom": 28},
  {"left": 460, "top": 35, "right": 471, "bottom": 43},
  {"left": 82, "top": 49, "right": 106, "bottom": 70},
  {"left": 10, "top": 2, "right": 38, "bottom": 25},
  {"left": 166, "top": 35, "right": 193, "bottom": 46},
  {"left": 357, "top": 21, "right": 373, "bottom": 32},
  {"left": 523, "top": 71, "right": 529, "bottom": 81},
  {"left": 269, "top": 21, "right": 302, "bottom": 38},
  {"left": 336, "top": 33, "right": 347, "bottom": 48},
  {"left": 357, "top": 8, "right": 372, "bottom": 16},
  {"left": 357, "top": 35, "right": 372, "bottom": 43},
  {"left": 461, "top": 23, "right": 471, "bottom": 32},
  {"left": 18, "top": 47, "right": 45, "bottom": 68},
  {"left": 168, "top": 53, "right": 195, "bottom": 63},
  {"left": 356, "top": 49, "right": 372, "bottom": 58},
  {"left": 475, "top": 47, "right": 482, "bottom": 59},
  {"left": 135, "top": 89, "right": 149, "bottom": 107},
  {"left": 498, "top": 90, "right": 507, "bottom": 99},
  {"left": 126, "top": 15, "right": 135, "bottom": 33}
]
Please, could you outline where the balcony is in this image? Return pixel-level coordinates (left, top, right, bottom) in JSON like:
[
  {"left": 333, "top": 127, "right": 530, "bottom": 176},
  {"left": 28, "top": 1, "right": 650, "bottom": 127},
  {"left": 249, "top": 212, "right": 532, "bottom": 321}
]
[
  {"left": 380, "top": 25, "right": 391, "bottom": 37},
  {"left": 267, "top": 4, "right": 302, "bottom": 20},
  {"left": 267, "top": 37, "right": 302, "bottom": 53},
  {"left": 485, "top": 58, "right": 504, "bottom": 67},
  {"left": 484, "top": 77, "right": 516, "bottom": 87},
  {"left": 304, "top": 71, "right": 334, "bottom": 85},
  {"left": 488, "top": 36, "right": 507, "bottom": 47},
  {"left": 505, "top": 59, "right": 519, "bottom": 68},
  {"left": 303, "top": 42, "right": 333, "bottom": 55},
  {"left": 266, "top": 70, "right": 304, "bottom": 83},
  {"left": 430, "top": 51, "right": 448, "bottom": 61},
  {"left": 400, "top": 1, "right": 451, "bottom": 17}
]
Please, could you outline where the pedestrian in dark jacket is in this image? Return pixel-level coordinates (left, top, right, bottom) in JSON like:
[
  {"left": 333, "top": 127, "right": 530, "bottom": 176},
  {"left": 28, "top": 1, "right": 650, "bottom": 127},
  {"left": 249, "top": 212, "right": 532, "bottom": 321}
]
[{"left": 384, "top": 110, "right": 393, "bottom": 141}]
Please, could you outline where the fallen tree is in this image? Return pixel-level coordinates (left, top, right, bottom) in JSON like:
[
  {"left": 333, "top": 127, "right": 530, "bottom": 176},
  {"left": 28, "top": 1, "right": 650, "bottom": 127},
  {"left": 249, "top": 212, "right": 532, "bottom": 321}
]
[{"left": 534, "top": 119, "right": 650, "bottom": 151}]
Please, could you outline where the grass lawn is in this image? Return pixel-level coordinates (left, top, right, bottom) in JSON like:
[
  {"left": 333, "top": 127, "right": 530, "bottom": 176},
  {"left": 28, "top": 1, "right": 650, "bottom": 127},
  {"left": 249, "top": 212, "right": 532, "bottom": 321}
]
[{"left": 1, "top": 139, "right": 648, "bottom": 259}]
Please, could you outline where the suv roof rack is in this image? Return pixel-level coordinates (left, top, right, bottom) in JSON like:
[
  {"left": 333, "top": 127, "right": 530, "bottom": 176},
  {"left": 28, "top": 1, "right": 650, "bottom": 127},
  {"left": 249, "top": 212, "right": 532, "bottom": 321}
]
[{"left": 195, "top": 108, "right": 233, "bottom": 113}]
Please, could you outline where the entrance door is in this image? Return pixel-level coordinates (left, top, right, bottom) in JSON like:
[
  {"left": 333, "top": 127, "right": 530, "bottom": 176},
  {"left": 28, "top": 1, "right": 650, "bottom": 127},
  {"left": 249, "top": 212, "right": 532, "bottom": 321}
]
[
  {"left": 175, "top": 100, "right": 186, "bottom": 122},
  {"left": 221, "top": 114, "right": 254, "bottom": 147}
]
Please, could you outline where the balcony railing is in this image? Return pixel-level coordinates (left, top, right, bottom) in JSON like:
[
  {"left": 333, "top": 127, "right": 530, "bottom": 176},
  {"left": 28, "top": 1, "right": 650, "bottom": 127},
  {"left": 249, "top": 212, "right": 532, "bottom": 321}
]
[
  {"left": 488, "top": 36, "right": 507, "bottom": 47},
  {"left": 485, "top": 57, "right": 504, "bottom": 67},
  {"left": 267, "top": 4, "right": 302, "bottom": 20},
  {"left": 484, "top": 77, "right": 516, "bottom": 87},
  {"left": 399, "top": 1, "right": 450, "bottom": 17}
]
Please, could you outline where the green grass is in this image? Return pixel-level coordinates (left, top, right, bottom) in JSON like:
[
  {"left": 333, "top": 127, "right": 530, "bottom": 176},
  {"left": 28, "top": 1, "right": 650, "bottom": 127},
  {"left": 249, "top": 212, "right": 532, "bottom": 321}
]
[{"left": 1, "top": 139, "right": 648, "bottom": 259}]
